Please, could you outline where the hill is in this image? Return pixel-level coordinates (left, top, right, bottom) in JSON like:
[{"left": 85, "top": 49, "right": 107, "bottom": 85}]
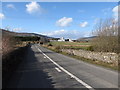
[
  {"left": 1, "top": 29, "right": 53, "bottom": 39},
  {"left": 77, "top": 36, "right": 97, "bottom": 42}
]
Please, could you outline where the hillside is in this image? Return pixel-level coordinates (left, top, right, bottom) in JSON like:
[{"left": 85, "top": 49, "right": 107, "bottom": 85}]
[
  {"left": 1, "top": 29, "right": 53, "bottom": 39},
  {"left": 77, "top": 36, "right": 97, "bottom": 42}
]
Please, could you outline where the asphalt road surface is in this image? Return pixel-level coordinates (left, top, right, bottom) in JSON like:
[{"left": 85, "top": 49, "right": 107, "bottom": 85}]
[{"left": 7, "top": 44, "right": 118, "bottom": 89}]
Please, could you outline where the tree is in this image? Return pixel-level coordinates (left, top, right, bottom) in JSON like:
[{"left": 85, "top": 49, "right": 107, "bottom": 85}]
[
  {"left": 92, "top": 18, "right": 118, "bottom": 53},
  {"left": 2, "top": 30, "right": 16, "bottom": 56}
]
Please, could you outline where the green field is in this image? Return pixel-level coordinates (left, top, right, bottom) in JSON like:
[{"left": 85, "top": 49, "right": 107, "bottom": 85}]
[
  {"left": 50, "top": 41, "right": 90, "bottom": 46},
  {"left": 48, "top": 41, "right": 92, "bottom": 50}
]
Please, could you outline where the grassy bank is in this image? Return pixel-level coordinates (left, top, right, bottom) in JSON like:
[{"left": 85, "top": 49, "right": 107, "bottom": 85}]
[
  {"left": 43, "top": 45, "right": 118, "bottom": 71},
  {"left": 2, "top": 45, "right": 30, "bottom": 88}
]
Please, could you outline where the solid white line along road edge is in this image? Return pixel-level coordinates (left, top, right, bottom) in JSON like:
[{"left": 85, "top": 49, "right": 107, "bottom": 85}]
[
  {"left": 35, "top": 45, "right": 95, "bottom": 90},
  {"left": 55, "top": 67, "right": 62, "bottom": 72}
]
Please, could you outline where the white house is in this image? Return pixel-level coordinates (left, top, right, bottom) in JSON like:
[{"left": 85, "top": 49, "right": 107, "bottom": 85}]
[
  {"left": 69, "top": 39, "right": 73, "bottom": 42},
  {"left": 58, "top": 37, "right": 65, "bottom": 42},
  {"left": 58, "top": 37, "right": 73, "bottom": 42}
]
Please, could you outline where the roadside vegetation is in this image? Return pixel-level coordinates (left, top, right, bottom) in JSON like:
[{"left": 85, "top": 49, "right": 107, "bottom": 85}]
[
  {"left": 43, "top": 44, "right": 118, "bottom": 70},
  {"left": 2, "top": 32, "right": 16, "bottom": 56},
  {"left": 92, "top": 18, "right": 118, "bottom": 53},
  {"left": 2, "top": 30, "right": 39, "bottom": 88}
]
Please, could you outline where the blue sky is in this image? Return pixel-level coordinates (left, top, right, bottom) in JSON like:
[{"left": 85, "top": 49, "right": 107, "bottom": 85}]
[{"left": 1, "top": 2, "right": 118, "bottom": 39}]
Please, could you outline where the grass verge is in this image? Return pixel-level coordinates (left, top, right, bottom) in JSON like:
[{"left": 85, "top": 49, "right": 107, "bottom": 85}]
[{"left": 43, "top": 45, "right": 118, "bottom": 71}]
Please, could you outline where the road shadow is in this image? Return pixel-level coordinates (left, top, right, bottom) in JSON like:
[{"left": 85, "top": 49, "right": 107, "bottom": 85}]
[{"left": 6, "top": 47, "right": 55, "bottom": 88}]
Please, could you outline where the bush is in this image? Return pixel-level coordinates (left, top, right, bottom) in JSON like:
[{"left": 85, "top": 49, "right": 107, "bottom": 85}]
[
  {"left": 87, "top": 46, "right": 94, "bottom": 51},
  {"left": 47, "top": 43, "right": 53, "bottom": 46},
  {"left": 40, "top": 42, "right": 43, "bottom": 45},
  {"left": 92, "top": 18, "right": 118, "bottom": 53},
  {"left": 54, "top": 46, "right": 62, "bottom": 53},
  {"left": 55, "top": 46, "right": 62, "bottom": 49},
  {"left": 2, "top": 33, "right": 16, "bottom": 55}
]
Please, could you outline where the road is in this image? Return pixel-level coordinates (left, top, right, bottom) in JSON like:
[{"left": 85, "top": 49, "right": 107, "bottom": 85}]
[{"left": 7, "top": 44, "right": 118, "bottom": 89}]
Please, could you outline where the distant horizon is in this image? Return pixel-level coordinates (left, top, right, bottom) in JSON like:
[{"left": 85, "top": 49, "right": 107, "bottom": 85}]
[
  {"left": 1, "top": 2, "right": 118, "bottom": 39},
  {"left": 1, "top": 29, "right": 98, "bottom": 40}
]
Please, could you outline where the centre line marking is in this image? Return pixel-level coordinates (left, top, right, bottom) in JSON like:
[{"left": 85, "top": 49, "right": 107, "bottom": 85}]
[
  {"left": 55, "top": 67, "right": 62, "bottom": 72},
  {"left": 35, "top": 45, "right": 94, "bottom": 90}
]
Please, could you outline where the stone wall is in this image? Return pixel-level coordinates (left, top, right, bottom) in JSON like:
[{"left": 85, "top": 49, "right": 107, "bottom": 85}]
[{"left": 61, "top": 49, "right": 118, "bottom": 65}]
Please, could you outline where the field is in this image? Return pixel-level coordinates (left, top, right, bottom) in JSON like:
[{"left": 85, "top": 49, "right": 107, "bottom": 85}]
[
  {"left": 48, "top": 41, "right": 92, "bottom": 50},
  {"left": 50, "top": 41, "right": 90, "bottom": 46}
]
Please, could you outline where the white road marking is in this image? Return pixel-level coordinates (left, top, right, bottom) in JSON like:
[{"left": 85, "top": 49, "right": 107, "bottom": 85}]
[
  {"left": 35, "top": 45, "right": 94, "bottom": 90},
  {"left": 55, "top": 67, "right": 62, "bottom": 72},
  {"left": 44, "top": 56, "right": 46, "bottom": 58}
]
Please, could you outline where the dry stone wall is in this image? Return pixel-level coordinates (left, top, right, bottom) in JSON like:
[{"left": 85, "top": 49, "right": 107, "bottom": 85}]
[{"left": 61, "top": 49, "right": 118, "bottom": 65}]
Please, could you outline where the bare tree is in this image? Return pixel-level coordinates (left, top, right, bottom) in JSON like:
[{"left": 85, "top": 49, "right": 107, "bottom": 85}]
[{"left": 92, "top": 18, "right": 118, "bottom": 53}]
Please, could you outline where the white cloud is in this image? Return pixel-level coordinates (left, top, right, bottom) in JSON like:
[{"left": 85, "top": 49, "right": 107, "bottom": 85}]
[
  {"left": 26, "top": 1, "right": 42, "bottom": 14},
  {"left": 80, "top": 21, "right": 88, "bottom": 27},
  {"left": 39, "top": 29, "right": 91, "bottom": 39},
  {"left": 6, "top": 4, "right": 15, "bottom": 9},
  {"left": 12, "top": 28, "right": 22, "bottom": 32},
  {"left": 45, "top": 29, "right": 66, "bottom": 36},
  {"left": 56, "top": 17, "right": 73, "bottom": 27},
  {"left": 0, "top": 13, "right": 5, "bottom": 19},
  {"left": 112, "top": 5, "right": 120, "bottom": 21}
]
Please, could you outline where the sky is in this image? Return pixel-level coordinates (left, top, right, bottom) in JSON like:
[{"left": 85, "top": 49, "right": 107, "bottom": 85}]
[{"left": 0, "top": 2, "right": 118, "bottom": 39}]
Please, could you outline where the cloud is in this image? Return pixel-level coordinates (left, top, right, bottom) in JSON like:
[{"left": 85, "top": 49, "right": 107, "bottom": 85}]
[
  {"left": 12, "top": 28, "right": 22, "bottom": 32},
  {"left": 26, "top": 1, "right": 42, "bottom": 14},
  {"left": 80, "top": 21, "right": 88, "bottom": 27},
  {"left": 56, "top": 17, "right": 73, "bottom": 27},
  {"left": 112, "top": 5, "right": 120, "bottom": 21},
  {"left": 39, "top": 29, "right": 91, "bottom": 39},
  {"left": 0, "top": 13, "right": 5, "bottom": 19},
  {"left": 6, "top": 4, "right": 16, "bottom": 9},
  {"left": 43, "top": 29, "right": 66, "bottom": 36}
]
